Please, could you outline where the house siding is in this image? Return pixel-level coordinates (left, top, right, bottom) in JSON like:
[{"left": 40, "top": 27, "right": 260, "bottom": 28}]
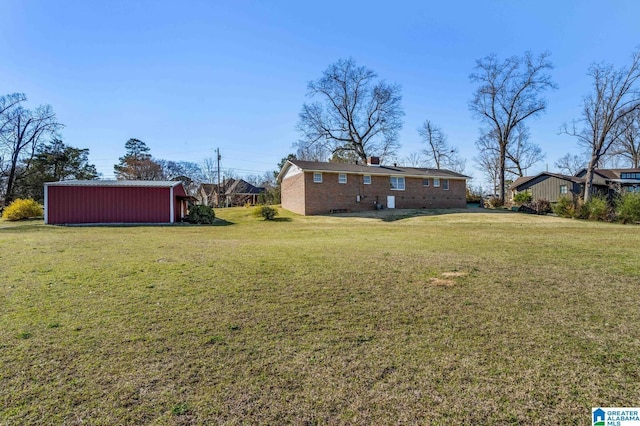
[
  {"left": 284, "top": 171, "right": 466, "bottom": 215},
  {"left": 514, "top": 176, "right": 581, "bottom": 202},
  {"left": 281, "top": 172, "right": 306, "bottom": 215}
]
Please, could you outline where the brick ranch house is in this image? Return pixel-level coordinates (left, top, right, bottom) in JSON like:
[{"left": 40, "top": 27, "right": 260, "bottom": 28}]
[{"left": 277, "top": 157, "right": 469, "bottom": 215}]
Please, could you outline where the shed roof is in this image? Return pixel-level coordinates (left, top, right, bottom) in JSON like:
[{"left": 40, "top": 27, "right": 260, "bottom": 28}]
[{"left": 45, "top": 180, "right": 183, "bottom": 188}]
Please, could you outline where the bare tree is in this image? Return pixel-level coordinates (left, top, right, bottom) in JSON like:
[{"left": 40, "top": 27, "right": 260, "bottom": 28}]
[
  {"left": 296, "top": 58, "right": 404, "bottom": 163},
  {"left": 401, "top": 152, "right": 427, "bottom": 168},
  {"left": 470, "top": 51, "right": 556, "bottom": 203},
  {"left": 296, "top": 143, "right": 329, "bottom": 162},
  {"left": 0, "top": 94, "right": 27, "bottom": 203},
  {"left": 555, "top": 153, "right": 586, "bottom": 175},
  {"left": 201, "top": 157, "right": 218, "bottom": 184},
  {"left": 0, "top": 99, "right": 62, "bottom": 205},
  {"left": 473, "top": 144, "right": 500, "bottom": 195},
  {"left": 609, "top": 109, "right": 640, "bottom": 168},
  {"left": 157, "top": 160, "right": 205, "bottom": 195},
  {"left": 475, "top": 127, "right": 542, "bottom": 180},
  {"left": 563, "top": 50, "right": 640, "bottom": 202},
  {"left": 418, "top": 120, "right": 465, "bottom": 172},
  {"left": 504, "top": 125, "right": 545, "bottom": 176},
  {"left": 0, "top": 93, "right": 27, "bottom": 134}
]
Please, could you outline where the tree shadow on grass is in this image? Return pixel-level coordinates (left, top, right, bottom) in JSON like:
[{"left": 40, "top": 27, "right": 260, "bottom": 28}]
[
  {"left": 212, "top": 218, "right": 234, "bottom": 226},
  {"left": 326, "top": 207, "right": 516, "bottom": 222},
  {"left": 0, "top": 218, "right": 47, "bottom": 232},
  {"left": 268, "top": 217, "right": 292, "bottom": 222}
]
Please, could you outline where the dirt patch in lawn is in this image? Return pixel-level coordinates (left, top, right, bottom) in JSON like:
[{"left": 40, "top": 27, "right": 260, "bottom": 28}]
[{"left": 441, "top": 271, "right": 468, "bottom": 278}]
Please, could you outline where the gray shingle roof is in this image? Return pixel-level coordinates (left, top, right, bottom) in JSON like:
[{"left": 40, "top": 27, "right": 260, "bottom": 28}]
[
  {"left": 285, "top": 160, "right": 469, "bottom": 179},
  {"left": 510, "top": 172, "right": 583, "bottom": 190}
]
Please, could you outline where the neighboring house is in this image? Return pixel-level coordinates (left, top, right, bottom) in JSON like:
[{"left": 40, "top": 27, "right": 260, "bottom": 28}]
[
  {"left": 198, "top": 178, "right": 265, "bottom": 207},
  {"left": 509, "top": 172, "right": 583, "bottom": 203},
  {"left": 509, "top": 168, "right": 640, "bottom": 203},
  {"left": 44, "top": 180, "right": 195, "bottom": 224},
  {"left": 277, "top": 157, "right": 468, "bottom": 215},
  {"left": 575, "top": 168, "right": 640, "bottom": 194}
]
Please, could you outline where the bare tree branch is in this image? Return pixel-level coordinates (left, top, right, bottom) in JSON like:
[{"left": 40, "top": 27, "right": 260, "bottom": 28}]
[
  {"left": 562, "top": 49, "right": 640, "bottom": 202},
  {"left": 555, "top": 153, "right": 587, "bottom": 175},
  {"left": 0, "top": 99, "right": 63, "bottom": 205},
  {"left": 470, "top": 51, "right": 556, "bottom": 202},
  {"left": 608, "top": 108, "right": 640, "bottom": 168},
  {"left": 418, "top": 120, "right": 466, "bottom": 172},
  {"left": 296, "top": 58, "right": 404, "bottom": 163}
]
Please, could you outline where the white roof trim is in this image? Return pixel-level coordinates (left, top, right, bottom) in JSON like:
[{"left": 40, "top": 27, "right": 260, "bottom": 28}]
[{"left": 44, "top": 180, "right": 183, "bottom": 188}]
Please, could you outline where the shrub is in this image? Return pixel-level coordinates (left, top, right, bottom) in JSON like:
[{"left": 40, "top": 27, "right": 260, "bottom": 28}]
[
  {"left": 528, "top": 198, "right": 551, "bottom": 215},
  {"left": 486, "top": 196, "right": 504, "bottom": 208},
  {"left": 513, "top": 192, "right": 532, "bottom": 205},
  {"left": 186, "top": 205, "right": 215, "bottom": 224},
  {"left": 465, "top": 187, "right": 482, "bottom": 203},
  {"left": 2, "top": 198, "right": 43, "bottom": 221},
  {"left": 584, "top": 195, "right": 609, "bottom": 221},
  {"left": 616, "top": 192, "right": 640, "bottom": 224},
  {"left": 253, "top": 205, "right": 278, "bottom": 220},
  {"left": 553, "top": 196, "right": 576, "bottom": 218}
]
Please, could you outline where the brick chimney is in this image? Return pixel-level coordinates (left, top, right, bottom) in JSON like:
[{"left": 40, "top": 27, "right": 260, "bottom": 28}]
[{"left": 366, "top": 156, "right": 380, "bottom": 166}]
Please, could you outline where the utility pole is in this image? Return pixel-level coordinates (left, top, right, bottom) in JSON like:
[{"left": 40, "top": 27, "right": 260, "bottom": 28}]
[{"left": 216, "top": 148, "right": 221, "bottom": 208}]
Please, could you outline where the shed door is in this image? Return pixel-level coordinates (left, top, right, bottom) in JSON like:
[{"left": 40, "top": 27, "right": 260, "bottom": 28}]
[{"left": 387, "top": 195, "right": 395, "bottom": 209}]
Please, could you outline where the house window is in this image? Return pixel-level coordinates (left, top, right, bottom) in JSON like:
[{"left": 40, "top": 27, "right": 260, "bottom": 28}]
[
  {"left": 621, "top": 172, "right": 640, "bottom": 179},
  {"left": 442, "top": 179, "right": 449, "bottom": 190},
  {"left": 390, "top": 176, "right": 405, "bottom": 190},
  {"left": 560, "top": 185, "right": 568, "bottom": 194},
  {"left": 313, "top": 172, "right": 322, "bottom": 183},
  {"left": 338, "top": 173, "right": 347, "bottom": 184},
  {"left": 433, "top": 178, "right": 440, "bottom": 187},
  {"left": 422, "top": 178, "right": 429, "bottom": 186},
  {"left": 363, "top": 175, "right": 371, "bottom": 185}
]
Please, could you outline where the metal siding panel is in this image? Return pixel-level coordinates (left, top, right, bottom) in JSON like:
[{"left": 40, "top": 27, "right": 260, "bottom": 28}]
[{"left": 47, "top": 186, "right": 171, "bottom": 224}]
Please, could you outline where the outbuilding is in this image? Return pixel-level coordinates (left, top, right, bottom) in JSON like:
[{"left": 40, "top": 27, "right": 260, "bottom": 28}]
[{"left": 44, "top": 180, "right": 193, "bottom": 225}]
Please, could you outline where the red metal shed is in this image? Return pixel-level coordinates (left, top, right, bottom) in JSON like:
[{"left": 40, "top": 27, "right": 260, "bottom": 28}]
[{"left": 44, "top": 180, "right": 193, "bottom": 224}]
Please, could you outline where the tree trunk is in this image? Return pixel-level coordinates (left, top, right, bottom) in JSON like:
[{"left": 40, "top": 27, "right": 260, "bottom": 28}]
[
  {"left": 498, "top": 142, "right": 507, "bottom": 203},
  {"left": 583, "top": 155, "right": 598, "bottom": 204},
  {"left": 4, "top": 149, "right": 20, "bottom": 205}
]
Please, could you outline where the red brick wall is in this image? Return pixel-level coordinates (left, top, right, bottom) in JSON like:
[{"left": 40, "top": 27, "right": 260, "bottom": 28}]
[
  {"left": 281, "top": 172, "right": 306, "bottom": 215},
  {"left": 281, "top": 171, "right": 466, "bottom": 215}
]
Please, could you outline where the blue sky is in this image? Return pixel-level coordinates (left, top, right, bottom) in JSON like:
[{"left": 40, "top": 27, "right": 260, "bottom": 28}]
[{"left": 1, "top": 1, "right": 639, "bottom": 187}]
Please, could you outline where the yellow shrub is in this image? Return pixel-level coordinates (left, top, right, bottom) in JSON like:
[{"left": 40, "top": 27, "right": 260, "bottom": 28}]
[{"left": 2, "top": 198, "right": 44, "bottom": 221}]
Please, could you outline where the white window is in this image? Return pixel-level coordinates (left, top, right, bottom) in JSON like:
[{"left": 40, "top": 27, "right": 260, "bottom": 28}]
[
  {"left": 560, "top": 185, "right": 568, "bottom": 194},
  {"left": 363, "top": 175, "right": 371, "bottom": 185},
  {"left": 423, "top": 178, "right": 429, "bottom": 186},
  {"left": 313, "top": 172, "right": 322, "bottom": 183},
  {"left": 390, "top": 176, "right": 405, "bottom": 190},
  {"left": 338, "top": 173, "right": 347, "bottom": 184},
  {"left": 433, "top": 178, "right": 440, "bottom": 187},
  {"left": 442, "top": 179, "right": 449, "bottom": 190}
]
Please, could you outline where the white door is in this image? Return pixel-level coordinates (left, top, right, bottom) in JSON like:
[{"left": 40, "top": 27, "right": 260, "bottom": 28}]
[{"left": 387, "top": 195, "right": 395, "bottom": 209}]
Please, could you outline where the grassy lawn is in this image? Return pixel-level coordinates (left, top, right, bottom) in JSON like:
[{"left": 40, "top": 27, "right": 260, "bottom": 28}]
[{"left": 1, "top": 207, "right": 639, "bottom": 424}]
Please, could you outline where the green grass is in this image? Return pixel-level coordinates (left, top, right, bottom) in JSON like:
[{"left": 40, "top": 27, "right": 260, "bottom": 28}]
[{"left": 1, "top": 207, "right": 640, "bottom": 424}]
